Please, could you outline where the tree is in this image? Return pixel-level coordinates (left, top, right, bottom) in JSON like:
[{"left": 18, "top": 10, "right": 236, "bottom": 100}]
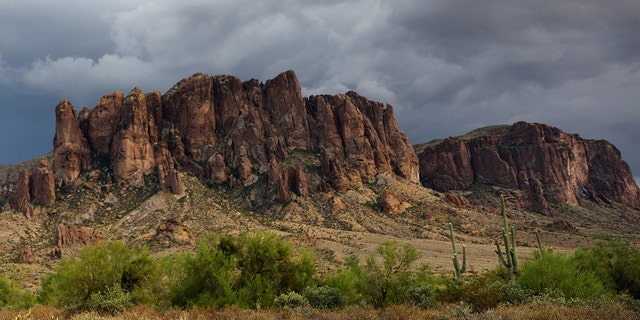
[{"left": 40, "top": 241, "right": 159, "bottom": 313}]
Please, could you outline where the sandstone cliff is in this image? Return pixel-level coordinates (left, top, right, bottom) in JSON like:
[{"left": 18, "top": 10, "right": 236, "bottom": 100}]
[
  {"left": 418, "top": 122, "right": 640, "bottom": 214},
  {"left": 47, "top": 70, "right": 419, "bottom": 201}
]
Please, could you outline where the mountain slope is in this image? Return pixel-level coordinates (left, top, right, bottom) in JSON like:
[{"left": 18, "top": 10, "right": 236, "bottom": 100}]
[{"left": 0, "top": 71, "right": 639, "bottom": 290}]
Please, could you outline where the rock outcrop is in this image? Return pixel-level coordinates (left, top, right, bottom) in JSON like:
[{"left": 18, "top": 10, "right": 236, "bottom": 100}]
[
  {"left": 30, "top": 158, "right": 55, "bottom": 206},
  {"left": 55, "top": 224, "right": 100, "bottom": 248},
  {"left": 418, "top": 122, "right": 640, "bottom": 213},
  {"left": 9, "top": 169, "right": 33, "bottom": 219},
  {"left": 53, "top": 100, "right": 91, "bottom": 189},
  {"left": 154, "top": 218, "right": 195, "bottom": 246},
  {"left": 8, "top": 158, "right": 56, "bottom": 219},
  {"left": 47, "top": 70, "right": 419, "bottom": 204},
  {"left": 18, "top": 246, "right": 34, "bottom": 264}
]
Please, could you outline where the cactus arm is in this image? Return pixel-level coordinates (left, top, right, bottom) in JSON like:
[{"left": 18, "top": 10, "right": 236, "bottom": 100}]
[
  {"left": 461, "top": 245, "right": 467, "bottom": 274},
  {"left": 449, "top": 223, "right": 466, "bottom": 279}
]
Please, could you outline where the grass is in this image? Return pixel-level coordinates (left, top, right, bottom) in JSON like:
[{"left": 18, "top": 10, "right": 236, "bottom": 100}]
[{"left": 2, "top": 301, "right": 638, "bottom": 320}]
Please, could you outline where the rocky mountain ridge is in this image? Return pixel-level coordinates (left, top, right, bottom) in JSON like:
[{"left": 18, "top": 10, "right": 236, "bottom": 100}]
[
  {"left": 1, "top": 70, "right": 639, "bottom": 220},
  {"left": 417, "top": 122, "right": 640, "bottom": 214},
  {"left": 6, "top": 70, "right": 419, "bottom": 219}
]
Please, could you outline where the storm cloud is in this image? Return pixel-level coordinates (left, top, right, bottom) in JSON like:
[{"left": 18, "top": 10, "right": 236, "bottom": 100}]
[{"left": 1, "top": 0, "right": 638, "bottom": 181}]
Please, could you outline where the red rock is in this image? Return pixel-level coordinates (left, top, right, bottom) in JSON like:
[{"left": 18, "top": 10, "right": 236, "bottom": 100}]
[
  {"left": 29, "top": 158, "right": 55, "bottom": 206},
  {"left": 53, "top": 100, "right": 91, "bottom": 188},
  {"left": 420, "top": 138, "right": 473, "bottom": 190},
  {"left": 86, "top": 92, "right": 124, "bottom": 154},
  {"left": 49, "top": 70, "right": 420, "bottom": 205},
  {"left": 205, "top": 154, "right": 230, "bottom": 186},
  {"left": 381, "top": 190, "right": 406, "bottom": 214},
  {"left": 155, "top": 218, "right": 195, "bottom": 246},
  {"left": 9, "top": 169, "right": 33, "bottom": 219},
  {"left": 445, "top": 192, "right": 470, "bottom": 209},
  {"left": 166, "top": 169, "right": 185, "bottom": 196},
  {"left": 419, "top": 122, "right": 640, "bottom": 213},
  {"left": 56, "top": 224, "right": 100, "bottom": 248},
  {"left": 110, "top": 88, "right": 158, "bottom": 184},
  {"left": 18, "top": 246, "right": 34, "bottom": 264}
]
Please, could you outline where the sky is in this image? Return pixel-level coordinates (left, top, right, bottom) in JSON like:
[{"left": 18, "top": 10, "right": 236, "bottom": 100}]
[{"left": 0, "top": 0, "right": 638, "bottom": 182}]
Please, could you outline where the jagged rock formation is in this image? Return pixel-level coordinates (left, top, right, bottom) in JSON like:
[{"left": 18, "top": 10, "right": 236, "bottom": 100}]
[
  {"left": 47, "top": 70, "right": 419, "bottom": 202},
  {"left": 154, "top": 218, "right": 195, "bottom": 246},
  {"left": 381, "top": 190, "right": 410, "bottom": 214},
  {"left": 55, "top": 224, "right": 100, "bottom": 248},
  {"left": 18, "top": 247, "right": 34, "bottom": 264},
  {"left": 418, "top": 122, "right": 640, "bottom": 214},
  {"left": 7, "top": 158, "right": 56, "bottom": 219},
  {"left": 53, "top": 100, "right": 91, "bottom": 189},
  {"left": 9, "top": 169, "right": 33, "bottom": 219},
  {"left": 30, "top": 158, "right": 55, "bottom": 206}
]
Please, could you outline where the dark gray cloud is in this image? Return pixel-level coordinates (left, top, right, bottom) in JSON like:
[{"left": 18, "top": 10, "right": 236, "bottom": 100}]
[{"left": 0, "top": 0, "right": 638, "bottom": 182}]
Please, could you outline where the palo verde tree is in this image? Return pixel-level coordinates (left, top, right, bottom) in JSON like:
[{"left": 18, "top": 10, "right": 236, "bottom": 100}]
[
  {"left": 39, "top": 241, "right": 159, "bottom": 313},
  {"left": 345, "top": 240, "right": 428, "bottom": 308}
]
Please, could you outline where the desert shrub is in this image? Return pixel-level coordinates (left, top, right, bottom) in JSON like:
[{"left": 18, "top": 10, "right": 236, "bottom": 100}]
[
  {"left": 324, "top": 241, "right": 430, "bottom": 309},
  {"left": 407, "top": 285, "right": 435, "bottom": 308},
  {"left": 574, "top": 240, "right": 640, "bottom": 299},
  {"left": 435, "top": 270, "right": 532, "bottom": 311},
  {"left": 168, "top": 232, "right": 316, "bottom": 309},
  {"left": 302, "top": 285, "right": 344, "bottom": 309},
  {"left": 517, "top": 250, "right": 609, "bottom": 299},
  {"left": 323, "top": 258, "right": 364, "bottom": 306},
  {"left": 235, "top": 232, "right": 316, "bottom": 308},
  {"left": 39, "top": 240, "right": 159, "bottom": 313},
  {"left": 86, "top": 283, "right": 134, "bottom": 314},
  {"left": 168, "top": 235, "right": 236, "bottom": 308},
  {"left": 274, "top": 291, "right": 310, "bottom": 309},
  {"left": 0, "top": 276, "right": 36, "bottom": 309}
]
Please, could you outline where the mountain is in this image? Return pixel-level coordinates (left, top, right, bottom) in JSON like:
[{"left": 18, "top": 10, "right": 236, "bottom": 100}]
[
  {"left": 1, "top": 70, "right": 639, "bottom": 283},
  {"left": 416, "top": 122, "right": 640, "bottom": 215},
  {"left": 51, "top": 70, "right": 418, "bottom": 198}
]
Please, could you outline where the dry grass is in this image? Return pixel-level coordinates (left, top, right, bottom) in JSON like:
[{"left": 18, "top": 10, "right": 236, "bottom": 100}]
[
  {"left": 3, "top": 302, "right": 638, "bottom": 320},
  {"left": 492, "top": 299, "right": 640, "bottom": 320}
]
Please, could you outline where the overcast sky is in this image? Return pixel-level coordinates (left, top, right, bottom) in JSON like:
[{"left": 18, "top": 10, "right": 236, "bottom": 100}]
[{"left": 1, "top": 0, "right": 638, "bottom": 182}]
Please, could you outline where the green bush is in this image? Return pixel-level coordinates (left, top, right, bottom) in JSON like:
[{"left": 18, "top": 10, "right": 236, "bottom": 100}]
[
  {"left": 574, "top": 240, "right": 640, "bottom": 299},
  {"left": 0, "top": 276, "right": 36, "bottom": 309},
  {"left": 87, "top": 283, "right": 134, "bottom": 314},
  {"left": 39, "top": 241, "right": 159, "bottom": 312},
  {"left": 323, "top": 258, "right": 364, "bottom": 306},
  {"left": 407, "top": 285, "right": 435, "bottom": 308},
  {"left": 235, "top": 232, "right": 316, "bottom": 308},
  {"left": 168, "top": 235, "right": 236, "bottom": 308},
  {"left": 302, "top": 285, "right": 344, "bottom": 309},
  {"left": 324, "top": 241, "right": 431, "bottom": 309},
  {"left": 168, "top": 232, "right": 316, "bottom": 309},
  {"left": 517, "top": 250, "right": 609, "bottom": 299},
  {"left": 274, "top": 291, "right": 310, "bottom": 309}
]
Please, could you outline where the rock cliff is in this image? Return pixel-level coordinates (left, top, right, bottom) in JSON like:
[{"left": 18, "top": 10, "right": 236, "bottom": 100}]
[
  {"left": 418, "top": 122, "right": 640, "bottom": 214},
  {"left": 46, "top": 70, "right": 419, "bottom": 202}
]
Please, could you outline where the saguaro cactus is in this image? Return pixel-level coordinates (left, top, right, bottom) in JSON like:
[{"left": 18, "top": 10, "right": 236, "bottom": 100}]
[
  {"left": 494, "top": 195, "right": 518, "bottom": 281},
  {"left": 449, "top": 223, "right": 467, "bottom": 279}
]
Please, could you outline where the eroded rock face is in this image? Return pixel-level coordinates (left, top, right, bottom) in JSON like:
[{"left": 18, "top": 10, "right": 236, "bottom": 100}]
[
  {"left": 154, "top": 218, "right": 195, "bottom": 246},
  {"left": 165, "top": 169, "right": 185, "bottom": 196},
  {"left": 85, "top": 92, "right": 124, "bottom": 155},
  {"left": 10, "top": 169, "right": 33, "bottom": 219},
  {"left": 30, "top": 158, "right": 55, "bottom": 207},
  {"left": 419, "top": 122, "right": 640, "bottom": 213},
  {"left": 110, "top": 88, "right": 159, "bottom": 184},
  {"left": 18, "top": 247, "right": 34, "bottom": 264},
  {"left": 53, "top": 100, "right": 91, "bottom": 188},
  {"left": 49, "top": 70, "right": 419, "bottom": 204},
  {"left": 55, "top": 224, "right": 100, "bottom": 248}
]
